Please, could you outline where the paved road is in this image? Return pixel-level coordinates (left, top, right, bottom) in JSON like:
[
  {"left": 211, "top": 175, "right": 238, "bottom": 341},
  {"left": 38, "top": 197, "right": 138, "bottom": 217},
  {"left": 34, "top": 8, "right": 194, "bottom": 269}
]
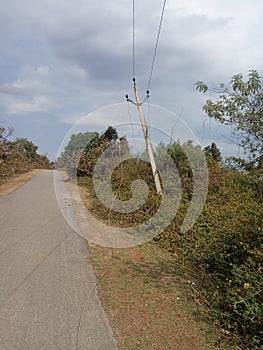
[{"left": 0, "top": 170, "right": 118, "bottom": 350}]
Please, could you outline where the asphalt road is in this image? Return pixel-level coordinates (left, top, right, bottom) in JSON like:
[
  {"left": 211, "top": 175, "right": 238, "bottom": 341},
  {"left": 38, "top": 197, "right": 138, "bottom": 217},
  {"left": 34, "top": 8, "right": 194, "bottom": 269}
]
[{"left": 0, "top": 170, "right": 118, "bottom": 350}]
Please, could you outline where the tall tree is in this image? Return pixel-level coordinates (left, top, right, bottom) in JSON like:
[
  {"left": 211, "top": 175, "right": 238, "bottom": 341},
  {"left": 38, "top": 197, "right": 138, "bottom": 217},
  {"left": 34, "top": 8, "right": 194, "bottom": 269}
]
[
  {"left": 61, "top": 131, "right": 99, "bottom": 160},
  {"left": 196, "top": 70, "right": 263, "bottom": 163},
  {"left": 77, "top": 126, "right": 119, "bottom": 177},
  {"left": 204, "top": 142, "right": 222, "bottom": 162}
]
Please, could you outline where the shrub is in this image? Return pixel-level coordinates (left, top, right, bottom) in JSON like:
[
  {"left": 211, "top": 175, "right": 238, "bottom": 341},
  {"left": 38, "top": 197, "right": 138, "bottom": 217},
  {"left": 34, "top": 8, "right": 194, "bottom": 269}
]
[{"left": 157, "top": 162, "right": 263, "bottom": 348}]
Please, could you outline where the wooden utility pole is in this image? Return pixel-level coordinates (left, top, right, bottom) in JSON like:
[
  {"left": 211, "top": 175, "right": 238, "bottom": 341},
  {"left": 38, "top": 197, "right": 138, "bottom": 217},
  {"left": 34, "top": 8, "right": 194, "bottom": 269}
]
[{"left": 132, "top": 80, "right": 162, "bottom": 195}]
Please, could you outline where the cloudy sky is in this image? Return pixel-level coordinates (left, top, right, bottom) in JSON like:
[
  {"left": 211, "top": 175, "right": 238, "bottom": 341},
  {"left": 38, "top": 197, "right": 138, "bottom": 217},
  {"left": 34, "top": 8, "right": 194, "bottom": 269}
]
[{"left": 1, "top": 0, "right": 263, "bottom": 160}]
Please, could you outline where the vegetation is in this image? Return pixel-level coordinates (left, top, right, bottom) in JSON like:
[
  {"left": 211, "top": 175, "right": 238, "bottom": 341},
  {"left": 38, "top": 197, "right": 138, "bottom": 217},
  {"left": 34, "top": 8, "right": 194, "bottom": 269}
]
[
  {"left": 56, "top": 130, "right": 99, "bottom": 178},
  {"left": 86, "top": 241, "right": 229, "bottom": 350},
  {"left": 59, "top": 71, "right": 262, "bottom": 349},
  {"left": 196, "top": 70, "right": 263, "bottom": 167},
  {"left": 158, "top": 159, "right": 262, "bottom": 349},
  {"left": 62, "top": 129, "right": 261, "bottom": 349},
  {"left": 0, "top": 125, "right": 51, "bottom": 185}
]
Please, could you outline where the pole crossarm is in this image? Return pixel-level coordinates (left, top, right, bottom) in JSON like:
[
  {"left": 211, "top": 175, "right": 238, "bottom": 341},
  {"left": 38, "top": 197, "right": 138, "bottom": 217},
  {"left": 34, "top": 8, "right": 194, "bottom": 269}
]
[{"left": 126, "top": 79, "right": 149, "bottom": 106}]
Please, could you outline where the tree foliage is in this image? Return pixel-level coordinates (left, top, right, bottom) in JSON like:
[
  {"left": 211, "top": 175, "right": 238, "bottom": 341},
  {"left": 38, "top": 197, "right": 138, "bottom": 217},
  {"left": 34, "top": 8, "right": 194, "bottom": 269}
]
[
  {"left": 0, "top": 125, "right": 51, "bottom": 183},
  {"left": 77, "top": 126, "right": 126, "bottom": 177},
  {"left": 56, "top": 126, "right": 124, "bottom": 178},
  {"left": 60, "top": 131, "right": 99, "bottom": 161},
  {"left": 62, "top": 124, "right": 262, "bottom": 348},
  {"left": 156, "top": 159, "right": 263, "bottom": 349},
  {"left": 14, "top": 138, "right": 38, "bottom": 160},
  {"left": 196, "top": 70, "right": 263, "bottom": 162},
  {"left": 204, "top": 142, "right": 222, "bottom": 162}
]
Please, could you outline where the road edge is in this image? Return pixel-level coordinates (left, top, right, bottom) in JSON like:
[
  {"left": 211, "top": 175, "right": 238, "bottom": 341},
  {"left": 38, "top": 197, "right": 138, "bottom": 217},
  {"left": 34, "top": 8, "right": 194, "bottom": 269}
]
[{"left": 0, "top": 169, "right": 41, "bottom": 196}]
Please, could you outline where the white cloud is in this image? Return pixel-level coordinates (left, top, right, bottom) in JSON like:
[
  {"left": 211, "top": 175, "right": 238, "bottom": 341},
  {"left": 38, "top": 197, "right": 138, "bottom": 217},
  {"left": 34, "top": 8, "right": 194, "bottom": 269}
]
[
  {"left": 0, "top": 0, "right": 262, "bottom": 159},
  {"left": 8, "top": 96, "right": 53, "bottom": 114}
]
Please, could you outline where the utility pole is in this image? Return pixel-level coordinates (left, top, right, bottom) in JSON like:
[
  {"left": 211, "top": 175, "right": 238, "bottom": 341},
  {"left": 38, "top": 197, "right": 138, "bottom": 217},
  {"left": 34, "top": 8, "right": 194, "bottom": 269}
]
[{"left": 127, "top": 79, "right": 162, "bottom": 195}]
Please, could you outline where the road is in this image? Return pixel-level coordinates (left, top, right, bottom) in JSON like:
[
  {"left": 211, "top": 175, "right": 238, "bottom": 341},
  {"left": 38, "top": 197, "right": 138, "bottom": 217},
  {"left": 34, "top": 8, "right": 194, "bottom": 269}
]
[{"left": 0, "top": 170, "right": 118, "bottom": 350}]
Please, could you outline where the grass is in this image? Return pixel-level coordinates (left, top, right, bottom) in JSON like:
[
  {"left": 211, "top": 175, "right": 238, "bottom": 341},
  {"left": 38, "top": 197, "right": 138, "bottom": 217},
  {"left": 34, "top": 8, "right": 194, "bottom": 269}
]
[
  {"left": 87, "top": 240, "right": 235, "bottom": 350},
  {"left": 75, "top": 175, "right": 236, "bottom": 350}
]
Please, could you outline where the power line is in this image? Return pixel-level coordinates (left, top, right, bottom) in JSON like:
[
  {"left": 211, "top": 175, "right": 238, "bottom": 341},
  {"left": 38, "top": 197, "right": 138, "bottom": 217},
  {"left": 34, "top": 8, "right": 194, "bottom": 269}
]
[
  {"left": 133, "top": 0, "right": 135, "bottom": 79},
  {"left": 127, "top": 1, "right": 167, "bottom": 196},
  {"left": 147, "top": 0, "right": 167, "bottom": 92},
  {"left": 127, "top": 100, "right": 138, "bottom": 153},
  {"left": 132, "top": 0, "right": 167, "bottom": 91}
]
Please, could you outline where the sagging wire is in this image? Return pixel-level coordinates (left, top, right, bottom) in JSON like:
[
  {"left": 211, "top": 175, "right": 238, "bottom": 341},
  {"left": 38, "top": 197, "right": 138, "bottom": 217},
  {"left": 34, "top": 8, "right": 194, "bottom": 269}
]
[
  {"left": 147, "top": 93, "right": 150, "bottom": 139},
  {"left": 77, "top": 0, "right": 168, "bottom": 346},
  {"left": 75, "top": 249, "right": 114, "bottom": 350},
  {"left": 76, "top": 136, "right": 132, "bottom": 350}
]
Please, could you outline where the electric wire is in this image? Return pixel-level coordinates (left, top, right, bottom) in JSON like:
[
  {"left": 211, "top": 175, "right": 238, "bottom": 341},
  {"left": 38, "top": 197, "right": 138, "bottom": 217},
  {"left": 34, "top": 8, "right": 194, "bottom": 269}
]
[
  {"left": 147, "top": 95, "right": 150, "bottom": 138},
  {"left": 75, "top": 252, "right": 114, "bottom": 350},
  {"left": 76, "top": 0, "right": 169, "bottom": 337},
  {"left": 129, "top": 0, "right": 167, "bottom": 161},
  {"left": 147, "top": 0, "right": 167, "bottom": 92},
  {"left": 127, "top": 100, "right": 138, "bottom": 153},
  {"left": 132, "top": 0, "right": 135, "bottom": 79},
  {"left": 76, "top": 136, "right": 136, "bottom": 349}
]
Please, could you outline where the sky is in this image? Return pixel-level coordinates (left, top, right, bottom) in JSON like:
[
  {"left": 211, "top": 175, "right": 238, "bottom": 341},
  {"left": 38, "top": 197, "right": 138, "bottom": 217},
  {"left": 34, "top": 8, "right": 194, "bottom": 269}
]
[{"left": 0, "top": 0, "right": 263, "bottom": 160}]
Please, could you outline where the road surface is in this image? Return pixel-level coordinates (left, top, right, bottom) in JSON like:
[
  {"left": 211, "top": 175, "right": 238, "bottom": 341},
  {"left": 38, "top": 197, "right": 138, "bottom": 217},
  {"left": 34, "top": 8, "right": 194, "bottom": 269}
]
[{"left": 0, "top": 170, "right": 118, "bottom": 350}]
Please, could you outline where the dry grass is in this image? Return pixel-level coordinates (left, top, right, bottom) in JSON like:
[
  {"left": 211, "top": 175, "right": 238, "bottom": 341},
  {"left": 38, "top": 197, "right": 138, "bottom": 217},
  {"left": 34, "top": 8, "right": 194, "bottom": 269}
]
[
  {"left": 76, "top": 181, "right": 235, "bottom": 350},
  {"left": 88, "top": 241, "right": 233, "bottom": 350},
  {"left": 0, "top": 169, "right": 40, "bottom": 196}
]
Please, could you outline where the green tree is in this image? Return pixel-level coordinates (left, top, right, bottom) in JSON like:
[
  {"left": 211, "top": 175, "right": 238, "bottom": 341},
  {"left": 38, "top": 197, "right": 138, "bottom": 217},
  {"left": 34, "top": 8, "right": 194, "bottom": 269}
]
[
  {"left": 56, "top": 131, "right": 99, "bottom": 173},
  {"left": 77, "top": 126, "right": 119, "bottom": 177},
  {"left": 14, "top": 138, "right": 38, "bottom": 161},
  {"left": 102, "top": 126, "right": 118, "bottom": 142},
  {"left": 196, "top": 70, "right": 263, "bottom": 163},
  {"left": 204, "top": 142, "right": 222, "bottom": 162},
  {"left": 61, "top": 131, "right": 99, "bottom": 160}
]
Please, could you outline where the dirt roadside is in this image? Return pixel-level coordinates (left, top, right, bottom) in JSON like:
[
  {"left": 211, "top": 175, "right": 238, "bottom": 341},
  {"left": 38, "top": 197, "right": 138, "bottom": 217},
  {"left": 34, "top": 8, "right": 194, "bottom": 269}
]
[{"left": 0, "top": 169, "right": 40, "bottom": 196}]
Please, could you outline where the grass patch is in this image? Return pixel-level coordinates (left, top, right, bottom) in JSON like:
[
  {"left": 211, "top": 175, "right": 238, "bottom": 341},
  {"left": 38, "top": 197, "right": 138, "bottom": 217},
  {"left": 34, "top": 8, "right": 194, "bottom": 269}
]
[{"left": 87, "top": 241, "right": 235, "bottom": 350}]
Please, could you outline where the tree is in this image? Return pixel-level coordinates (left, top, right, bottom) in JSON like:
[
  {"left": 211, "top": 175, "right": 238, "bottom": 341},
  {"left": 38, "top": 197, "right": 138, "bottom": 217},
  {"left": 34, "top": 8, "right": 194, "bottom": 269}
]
[
  {"left": 204, "top": 142, "right": 222, "bottom": 162},
  {"left": 61, "top": 131, "right": 99, "bottom": 160},
  {"left": 0, "top": 126, "right": 14, "bottom": 143},
  {"left": 56, "top": 131, "right": 99, "bottom": 172},
  {"left": 14, "top": 138, "right": 38, "bottom": 161},
  {"left": 0, "top": 126, "right": 14, "bottom": 160},
  {"left": 196, "top": 70, "right": 263, "bottom": 163},
  {"left": 77, "top": 126, "right": 119, "bottom": 177},
  {"left": 102, "top": 126, "right": 118, "bottom": 142}
]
